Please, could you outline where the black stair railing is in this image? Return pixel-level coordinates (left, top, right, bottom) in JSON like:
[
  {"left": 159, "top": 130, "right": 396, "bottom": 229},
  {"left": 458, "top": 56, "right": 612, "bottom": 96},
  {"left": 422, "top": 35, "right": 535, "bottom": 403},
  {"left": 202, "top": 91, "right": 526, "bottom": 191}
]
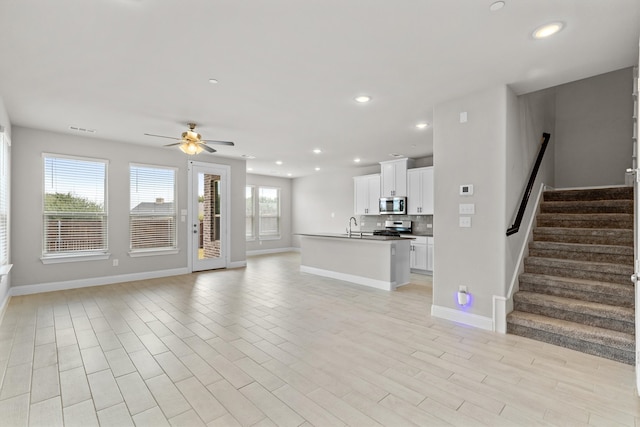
[{"left": 506, "top": 132, "right": 551, "bottom": 236}]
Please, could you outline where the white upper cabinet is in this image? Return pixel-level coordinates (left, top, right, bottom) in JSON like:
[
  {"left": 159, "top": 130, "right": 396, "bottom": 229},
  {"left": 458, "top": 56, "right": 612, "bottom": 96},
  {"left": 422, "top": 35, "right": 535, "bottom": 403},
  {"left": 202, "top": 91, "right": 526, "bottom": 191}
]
[
  {"left": 354, "top": 174, "right": 380, "bottom": 215},
  {"left": 407, "top": 166, "right": 434, "bottom": 215},
  {"left": 380, "top": 158, "right": 414, "bottom": 197}
]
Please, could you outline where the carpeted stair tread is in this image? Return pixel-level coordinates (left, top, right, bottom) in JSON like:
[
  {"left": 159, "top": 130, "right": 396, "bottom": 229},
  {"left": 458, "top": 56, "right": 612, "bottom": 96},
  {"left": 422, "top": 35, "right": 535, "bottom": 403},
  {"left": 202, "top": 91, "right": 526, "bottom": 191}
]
[
  {"left": 528, "top": 241, "right": 633, "bottom": 264},
  {"left": 537, "top": 213, "right": 632, "bottom": 229},
  {"left": 543, "top": 186, "right": 633, "bottom": 202},
  {"left": 518, "top": 273, "right": 634, "bottom": 307},
  {"left": 513, "top": 291, "right": 634, "bottom": 333},
  {"left": 506, "top": 311, "right": 634, "bottom": 364},
  {"left": 540, "top": 199, "right": 633, "bottom": 214},
  {"left": 524, "top": 257, "right": 633, "bottom": 285},
  {"left": 532, "top": 227, "right": 633, "bottom": 246}
]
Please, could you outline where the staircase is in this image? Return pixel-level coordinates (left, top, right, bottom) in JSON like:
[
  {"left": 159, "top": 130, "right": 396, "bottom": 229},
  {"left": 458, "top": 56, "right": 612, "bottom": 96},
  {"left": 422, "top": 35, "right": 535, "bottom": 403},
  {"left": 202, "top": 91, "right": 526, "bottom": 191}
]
[{"left": 507, "top": 186, "right": 635, "bottom": 365}]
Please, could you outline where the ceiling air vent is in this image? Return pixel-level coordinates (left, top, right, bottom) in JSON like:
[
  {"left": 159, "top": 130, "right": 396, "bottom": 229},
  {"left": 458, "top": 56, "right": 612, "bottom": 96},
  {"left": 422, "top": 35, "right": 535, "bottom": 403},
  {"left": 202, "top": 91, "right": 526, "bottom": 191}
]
[{"left": 69, "top": 126, "right": 96, "bottom": 134}]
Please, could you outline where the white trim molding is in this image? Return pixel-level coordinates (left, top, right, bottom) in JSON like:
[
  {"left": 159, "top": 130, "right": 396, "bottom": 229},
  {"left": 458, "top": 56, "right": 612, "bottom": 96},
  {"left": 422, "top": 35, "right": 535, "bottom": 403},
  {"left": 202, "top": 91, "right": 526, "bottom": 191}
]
[
  {"left": 431, "top": 304, "right": 494, "bottom": 331},
  {"left": 300, "top": 265, "right": 402, "bottom": 291},
  {"left": 10, "top": 267, "right": 189, "bottom": 296},
  {"left": 246, "top": 247, "right": 297, "bottom": 257}
]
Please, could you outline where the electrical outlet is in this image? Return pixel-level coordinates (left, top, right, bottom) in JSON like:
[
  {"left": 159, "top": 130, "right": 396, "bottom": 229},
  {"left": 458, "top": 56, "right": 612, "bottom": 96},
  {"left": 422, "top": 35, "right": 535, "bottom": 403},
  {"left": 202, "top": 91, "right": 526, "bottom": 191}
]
[{"left": 113, "top": 259, "right": 119, "bottom": 267}]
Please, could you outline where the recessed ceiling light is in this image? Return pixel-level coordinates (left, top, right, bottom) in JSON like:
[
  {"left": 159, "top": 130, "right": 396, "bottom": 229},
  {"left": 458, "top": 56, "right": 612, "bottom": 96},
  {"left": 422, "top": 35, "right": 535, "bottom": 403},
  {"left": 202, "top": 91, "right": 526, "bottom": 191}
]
[
  {"left": 489, "top": 1, "right": 505, "bottom": 12},
  {"left": 242, "top": 154, "right": 256, "bottom": 159},
  {"left": 389, "top": 153, "right": 404, "bottom": 158},
  {"left": 354, "top": 158, "right": 361, "bottom": 163},
  {"left": 355, "top": 95, "right": 371, "bottom": 103},
  {"left": 313, "top": 148, "right": 322, "bottom": 154},
  {"left": 69, "top": 126, "right": 96, "bottom": 134},
  {"left": 532, "top": 22, "right": 564, "bottom": 39},
  {"left": 287, "top": 173, "right": 292, "bottom": 177},
  {"left": 275, "top": 161, "right": 283, "bottom": 165},
  {"left": 247, "top": 167, "right": 253, "bottom": 171},
  {"left": 415, "top": 122, "right": 429, "bottom": 129},
  {"left": 208, "top": 78, "right": 219, "bottom": 84},
  {"left": 315, "top": 167, "right": 321, "bottom": 171}
]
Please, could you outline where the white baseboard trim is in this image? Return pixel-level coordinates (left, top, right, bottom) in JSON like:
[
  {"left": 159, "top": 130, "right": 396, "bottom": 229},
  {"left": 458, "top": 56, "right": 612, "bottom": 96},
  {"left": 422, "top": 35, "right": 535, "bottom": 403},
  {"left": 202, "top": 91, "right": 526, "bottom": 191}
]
[
  {"left": 246, "top": 247, "right": 297, "bottom": 257},
  {"left": 431, "top": 304, "right": 494, "bottom": 331},
  {"left": 493, "top": 296, "right": 512, "bottom": 333},
  {"left": 10, "top": 268, "right": 190, "bottom": 297},
  {"left": 300, "top": 265, "right": 396, "bottom": 291}
]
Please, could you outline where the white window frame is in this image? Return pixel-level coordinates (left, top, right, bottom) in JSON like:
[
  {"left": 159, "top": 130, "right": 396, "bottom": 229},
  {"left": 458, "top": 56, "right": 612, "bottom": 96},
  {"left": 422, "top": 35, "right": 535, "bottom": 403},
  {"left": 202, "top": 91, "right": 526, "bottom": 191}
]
[
  {"left": 129, "top": 163, "right": 179, "bottom": 257},
  {"left": 258, "top": 186, "right": 281, "bottom": 240},
  {"left": 41, "top": 153, "right": 110, "bottom": 264},
  {"left": 246, "top": 185, "right": 255, "bottom": 241},
  {"left": 0, "top": 131, "right": 11, "bottom": 276}
]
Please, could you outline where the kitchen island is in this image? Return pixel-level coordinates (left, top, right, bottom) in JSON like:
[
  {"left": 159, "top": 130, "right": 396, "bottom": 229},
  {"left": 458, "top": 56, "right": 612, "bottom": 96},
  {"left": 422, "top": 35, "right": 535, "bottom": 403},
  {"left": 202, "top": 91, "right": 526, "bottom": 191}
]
[{"left": 297, "top": 233, "right": 411, "bottom": 291}]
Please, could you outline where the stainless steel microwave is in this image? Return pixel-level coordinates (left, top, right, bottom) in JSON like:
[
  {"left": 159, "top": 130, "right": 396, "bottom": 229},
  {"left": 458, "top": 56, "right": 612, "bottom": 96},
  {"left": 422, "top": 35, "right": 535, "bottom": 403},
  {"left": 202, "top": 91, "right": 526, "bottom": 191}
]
[{"left": 379, "top": 197, "right": 407, "bottom": 215}]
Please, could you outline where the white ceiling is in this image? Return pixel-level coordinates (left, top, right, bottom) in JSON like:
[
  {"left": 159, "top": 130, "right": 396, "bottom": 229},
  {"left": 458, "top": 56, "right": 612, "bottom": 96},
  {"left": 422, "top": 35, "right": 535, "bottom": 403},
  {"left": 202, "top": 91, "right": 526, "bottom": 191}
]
[{"left": 0, "top": 0, "right": 638, "bottom": 177}]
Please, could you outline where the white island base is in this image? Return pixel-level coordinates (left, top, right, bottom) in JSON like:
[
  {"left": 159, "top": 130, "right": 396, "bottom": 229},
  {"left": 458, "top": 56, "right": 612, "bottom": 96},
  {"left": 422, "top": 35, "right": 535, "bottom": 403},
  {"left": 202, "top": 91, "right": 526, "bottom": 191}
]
[{"left": 299, "top": 234, "right": 411, "bottom": 291}]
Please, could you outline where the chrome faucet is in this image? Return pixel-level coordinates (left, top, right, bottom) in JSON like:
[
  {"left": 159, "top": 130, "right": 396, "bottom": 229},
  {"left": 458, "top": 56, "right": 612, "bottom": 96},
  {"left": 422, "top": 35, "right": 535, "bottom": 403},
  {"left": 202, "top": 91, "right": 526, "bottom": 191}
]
[{"left": 347, "top": 216, "right": 358, "bottom": 237}]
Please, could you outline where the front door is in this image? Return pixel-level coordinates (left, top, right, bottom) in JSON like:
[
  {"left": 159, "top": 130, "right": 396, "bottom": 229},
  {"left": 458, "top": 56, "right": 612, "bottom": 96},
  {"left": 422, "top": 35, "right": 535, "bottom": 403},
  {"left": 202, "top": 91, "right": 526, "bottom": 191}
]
[{"left": 188, "top": 161, "right": 230, "bottom": 272}]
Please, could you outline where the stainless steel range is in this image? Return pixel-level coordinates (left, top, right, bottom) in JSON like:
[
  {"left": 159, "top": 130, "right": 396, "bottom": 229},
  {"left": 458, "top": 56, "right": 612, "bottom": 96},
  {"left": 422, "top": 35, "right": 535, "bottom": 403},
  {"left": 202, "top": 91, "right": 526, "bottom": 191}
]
[{"left": 373, "top": 220, "right": 412, "bottom": 237}]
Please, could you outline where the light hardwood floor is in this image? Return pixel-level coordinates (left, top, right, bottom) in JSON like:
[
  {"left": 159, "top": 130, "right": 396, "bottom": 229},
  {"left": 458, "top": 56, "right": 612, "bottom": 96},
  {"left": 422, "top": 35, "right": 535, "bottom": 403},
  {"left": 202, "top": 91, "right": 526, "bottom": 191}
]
[{"left": 1, "top": 252, "right": 639, "bottom": 426}]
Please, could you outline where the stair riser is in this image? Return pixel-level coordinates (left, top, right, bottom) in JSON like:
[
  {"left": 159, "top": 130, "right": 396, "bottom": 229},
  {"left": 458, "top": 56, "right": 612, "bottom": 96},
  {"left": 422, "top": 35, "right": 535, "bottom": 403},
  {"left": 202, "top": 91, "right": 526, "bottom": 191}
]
[
  {"left": 518, "top": 281, "right": 634, "bottom": 308},
  {"left": 528, "top": 248, "right": 633, "bottom": 265},
  {"left": 513, "top": 301, "right": 634, "bottom": 334},
  {"left": 506, "top": 323, "right": 634, "bottom": 365},
  {"left": 524, "top": 264, "right": 630, "bottom": 286},
  {"left": 532, "top": 232, "right": 633, "bottom": 246},
  {"left": 540, "top": 204, "right": 633, "bottom": 214},
  {"left": 536, "top": 218, "right": 633, "bottom": 229},
  {"left": 543, "top": 188, "right": 633, "bottom": 202}
]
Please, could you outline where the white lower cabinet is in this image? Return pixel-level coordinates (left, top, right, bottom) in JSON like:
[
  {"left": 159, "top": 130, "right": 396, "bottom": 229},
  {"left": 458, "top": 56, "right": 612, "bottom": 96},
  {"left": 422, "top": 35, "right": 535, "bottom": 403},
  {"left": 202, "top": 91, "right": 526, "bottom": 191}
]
[{"left": 409, "top": 236, "right": 433, "bottom": 273}]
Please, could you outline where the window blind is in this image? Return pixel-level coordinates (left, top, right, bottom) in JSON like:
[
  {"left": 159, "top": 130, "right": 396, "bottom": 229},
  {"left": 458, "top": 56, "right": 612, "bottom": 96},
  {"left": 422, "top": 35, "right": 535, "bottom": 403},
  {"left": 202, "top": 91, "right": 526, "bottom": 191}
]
[
  {"left": 130, "top": 164, "right": 177, "bottom": 251},
  {"left": 43, "top": 155, "right": 108, "bottom": 255}
]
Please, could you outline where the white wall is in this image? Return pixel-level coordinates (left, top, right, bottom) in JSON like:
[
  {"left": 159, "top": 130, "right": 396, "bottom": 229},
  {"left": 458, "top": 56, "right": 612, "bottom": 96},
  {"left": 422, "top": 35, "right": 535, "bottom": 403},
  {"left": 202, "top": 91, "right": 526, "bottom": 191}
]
[
  {"left": 432, "top": 85, "right": 509, "bottom": 327},
  {"left": 554, "top": 67, "right": 633, "bottom": 188},
  {"left": 0, "top": 97, "right": 11, "bottom": 314},
  {"left": 11, "top": 126, "right": 246, "bottom": 289},
  {"left": 246, "top": 174, "right": 293, "bottom": 253}
]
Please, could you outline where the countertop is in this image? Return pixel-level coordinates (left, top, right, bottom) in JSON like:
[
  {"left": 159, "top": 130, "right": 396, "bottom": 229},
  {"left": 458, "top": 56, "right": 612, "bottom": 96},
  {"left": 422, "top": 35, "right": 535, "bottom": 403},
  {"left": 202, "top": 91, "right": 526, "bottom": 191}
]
[{"left": 297, "top": 232, "right": 414, "bottom": 241}]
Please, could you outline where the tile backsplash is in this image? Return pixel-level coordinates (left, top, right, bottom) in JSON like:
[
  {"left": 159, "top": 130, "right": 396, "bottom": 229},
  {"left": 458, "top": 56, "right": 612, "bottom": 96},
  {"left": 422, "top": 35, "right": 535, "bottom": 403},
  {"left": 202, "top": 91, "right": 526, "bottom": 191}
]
[{"left": 358, "top": 214, "right": 433, "bottom": 235}]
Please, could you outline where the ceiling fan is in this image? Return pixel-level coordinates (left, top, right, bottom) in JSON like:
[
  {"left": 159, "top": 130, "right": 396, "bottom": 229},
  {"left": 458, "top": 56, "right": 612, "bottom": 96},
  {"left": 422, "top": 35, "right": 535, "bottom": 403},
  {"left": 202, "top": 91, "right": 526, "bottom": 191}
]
[{"left": 144, "top": 122, "right": 234, "bottom": 155}]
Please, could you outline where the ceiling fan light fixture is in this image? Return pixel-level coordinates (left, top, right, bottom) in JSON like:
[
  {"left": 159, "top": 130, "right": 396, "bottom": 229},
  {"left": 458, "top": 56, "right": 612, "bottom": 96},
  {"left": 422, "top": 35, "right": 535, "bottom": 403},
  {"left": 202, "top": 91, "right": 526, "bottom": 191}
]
[{"left": 179, "top": 140, "right": 203, "bottom": 155}]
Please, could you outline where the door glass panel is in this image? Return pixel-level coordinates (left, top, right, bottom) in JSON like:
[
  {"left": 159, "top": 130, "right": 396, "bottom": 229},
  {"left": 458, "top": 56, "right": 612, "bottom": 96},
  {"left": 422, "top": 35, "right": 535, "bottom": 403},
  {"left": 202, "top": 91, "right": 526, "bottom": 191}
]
[{"left": 198, "top": 172, "right": 221, "bottom": 260}]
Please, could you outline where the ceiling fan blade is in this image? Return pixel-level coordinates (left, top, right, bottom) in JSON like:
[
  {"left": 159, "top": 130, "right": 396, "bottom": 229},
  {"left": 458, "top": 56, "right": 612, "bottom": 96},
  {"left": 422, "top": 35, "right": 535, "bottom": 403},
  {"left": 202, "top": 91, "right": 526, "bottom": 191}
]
[
  {"left": 200, "top": 143, "right": 216, "bottom": 153},
  {"left": 164, "top": 142, "right": 182, "bottom": 147},
  {"left": 144, "top": 133, "right": 181, "bottom": 141},
  {"left": 202, "top": 139, "right": 235, "bottom": 146}
]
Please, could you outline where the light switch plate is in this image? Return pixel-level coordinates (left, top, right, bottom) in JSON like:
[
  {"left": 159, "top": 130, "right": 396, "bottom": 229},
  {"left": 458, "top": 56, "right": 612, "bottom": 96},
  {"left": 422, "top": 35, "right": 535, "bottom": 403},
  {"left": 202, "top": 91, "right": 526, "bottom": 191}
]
[
  {"left": 459, "top": 203, "right": 475, "bottom": 214},
  {"left": 459, "top": 216, "right": 472, "bottom": 228},
  {"left": 460, "top": 112, "right": 468, "bottom": 123}
]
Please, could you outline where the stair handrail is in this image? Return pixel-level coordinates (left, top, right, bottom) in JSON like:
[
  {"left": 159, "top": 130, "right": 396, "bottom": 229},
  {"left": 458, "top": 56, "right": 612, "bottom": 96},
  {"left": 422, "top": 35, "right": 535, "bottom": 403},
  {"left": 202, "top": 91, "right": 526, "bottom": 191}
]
[{"left": 506, "top": 132, "right": 551, "bottom": 236}]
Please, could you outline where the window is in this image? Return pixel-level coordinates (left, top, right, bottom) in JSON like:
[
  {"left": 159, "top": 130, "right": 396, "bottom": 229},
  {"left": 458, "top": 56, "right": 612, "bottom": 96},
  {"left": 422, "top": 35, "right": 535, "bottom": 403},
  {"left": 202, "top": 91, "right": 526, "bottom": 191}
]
[
  {"left": 130, "top": 164, "right": 177, "bottom": 253},
  {"left": 259, "top": 187, "right": 280, "bottom": 239},
  {"left": 43, "top": 154, "right": 108, "bottom": 259},
  {"left": 245, "top": 186, "right": 255, "bottom": 240},
  {"left": 0, "top": 132, "right": 9, "bottom": 268}
]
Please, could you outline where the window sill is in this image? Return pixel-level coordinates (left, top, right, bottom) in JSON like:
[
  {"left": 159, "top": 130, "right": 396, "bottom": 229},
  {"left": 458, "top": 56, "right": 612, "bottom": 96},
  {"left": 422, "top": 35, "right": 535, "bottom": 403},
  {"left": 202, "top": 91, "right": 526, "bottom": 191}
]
[
  {"left": 259, "top": 236, "right": 281, "bottom": 241},
  {"left": 0, "top": 264, "right": 13, "bottom": 276},
  {"left": 41, "top": 253, "right": 111, "bottom": 265},
  {"left": 128, "top": 248, "right": 180, "bottom": 258}
]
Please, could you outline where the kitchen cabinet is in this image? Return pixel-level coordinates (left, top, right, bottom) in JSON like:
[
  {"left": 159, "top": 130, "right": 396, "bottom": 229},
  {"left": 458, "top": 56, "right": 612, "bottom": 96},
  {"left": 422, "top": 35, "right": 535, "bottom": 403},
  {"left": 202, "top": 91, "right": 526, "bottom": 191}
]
[
  {"left": 409, "top": 236, "right": 433, "bottom": 273},
  {"left": 410, "top": 237, "right": 428, "bottom": 271},
  {"left": 353, "top": 174, "right": 380, "bottom": 215},
  {"left": 427, "top": 236, "right": 434, "bottom": 272},
  {"left": 407, "top": 166, "right": 434, "bottom": 215},
  {"left": 380, "top": 158, "right": 414, "bottom": 197}
]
